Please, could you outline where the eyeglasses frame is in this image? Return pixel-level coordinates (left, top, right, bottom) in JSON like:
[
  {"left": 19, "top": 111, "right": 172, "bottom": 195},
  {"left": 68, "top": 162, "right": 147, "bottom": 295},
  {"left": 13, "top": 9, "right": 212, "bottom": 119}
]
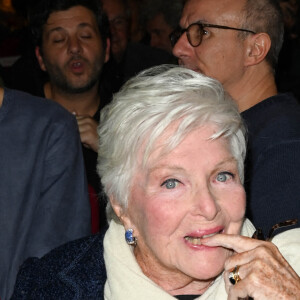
[{"left": 170, "top": 22, "right": 256, "bottom": 47}]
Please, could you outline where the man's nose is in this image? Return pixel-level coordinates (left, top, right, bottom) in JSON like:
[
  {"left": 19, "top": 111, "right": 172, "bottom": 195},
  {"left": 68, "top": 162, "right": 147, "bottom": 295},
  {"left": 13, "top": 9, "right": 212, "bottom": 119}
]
[
  {"left": 172, "top": 32, "right": 190, "bottom": 59},
  {"left": 68, "top": 36, "right": 82, "bottom": 54}
]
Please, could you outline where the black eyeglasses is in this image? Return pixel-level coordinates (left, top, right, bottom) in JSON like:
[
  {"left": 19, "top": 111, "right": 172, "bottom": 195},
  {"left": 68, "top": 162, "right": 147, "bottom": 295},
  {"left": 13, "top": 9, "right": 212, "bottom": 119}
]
[{"left": 170, "top": 22, "right": 256, "bottom": 47}]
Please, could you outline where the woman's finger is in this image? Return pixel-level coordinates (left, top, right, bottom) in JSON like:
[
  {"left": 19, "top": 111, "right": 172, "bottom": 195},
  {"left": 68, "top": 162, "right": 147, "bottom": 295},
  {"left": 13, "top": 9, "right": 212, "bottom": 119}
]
[
  {"left": 224, "top": 241, "right": 284, "bottom": 271},
  {"left": 201, "top": 233, "right": 262, "bottom": 253}
]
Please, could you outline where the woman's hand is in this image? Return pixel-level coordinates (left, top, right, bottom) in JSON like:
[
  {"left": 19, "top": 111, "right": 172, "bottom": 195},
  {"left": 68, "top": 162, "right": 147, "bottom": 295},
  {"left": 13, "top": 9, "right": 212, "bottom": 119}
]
[{"left": 202, "top": 234, "right": 300, "bottom": 300}]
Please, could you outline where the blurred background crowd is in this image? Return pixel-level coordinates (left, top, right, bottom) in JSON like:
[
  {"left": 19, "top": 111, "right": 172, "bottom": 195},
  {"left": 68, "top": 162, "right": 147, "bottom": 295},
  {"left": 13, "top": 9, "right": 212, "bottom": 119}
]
[
  {"left": 0, "top": 0, "right": 299, "bottom": 100},
  {"left": 0, "top": 0, "right": 183, "bottom": 95}
]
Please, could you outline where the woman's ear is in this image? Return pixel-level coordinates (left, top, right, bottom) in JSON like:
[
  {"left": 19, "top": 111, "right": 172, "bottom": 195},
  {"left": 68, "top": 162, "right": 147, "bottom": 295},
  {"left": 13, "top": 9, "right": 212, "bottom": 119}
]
[
  {"left": 244, "top": 33, "right": 271, "bottom": 67},
  {"left": 110, "top": 196, "right": 133, "bottom": 228}
]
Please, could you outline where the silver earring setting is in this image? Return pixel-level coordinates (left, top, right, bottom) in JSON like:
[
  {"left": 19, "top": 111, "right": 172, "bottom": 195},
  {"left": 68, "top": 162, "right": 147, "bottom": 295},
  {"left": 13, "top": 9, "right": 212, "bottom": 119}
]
[{"left": 125, "top": 228, "right": 137, "bottom": 246}]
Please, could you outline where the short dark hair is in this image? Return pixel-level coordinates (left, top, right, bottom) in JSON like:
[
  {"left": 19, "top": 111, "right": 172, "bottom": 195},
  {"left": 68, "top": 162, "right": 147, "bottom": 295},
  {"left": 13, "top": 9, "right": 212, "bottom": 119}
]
[
  {"left": 240, "top": 0, "right": 284, "bottom": 71},
  {"left": 29, "top": 0, "right": 109, "bottom": 50}
]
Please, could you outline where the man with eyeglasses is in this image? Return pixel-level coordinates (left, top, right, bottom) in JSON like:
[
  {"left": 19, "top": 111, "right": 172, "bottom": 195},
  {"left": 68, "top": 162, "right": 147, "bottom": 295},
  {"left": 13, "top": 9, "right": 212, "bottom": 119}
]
[{"left": 172, "top": 0, "right": 300, "bottom": 237}]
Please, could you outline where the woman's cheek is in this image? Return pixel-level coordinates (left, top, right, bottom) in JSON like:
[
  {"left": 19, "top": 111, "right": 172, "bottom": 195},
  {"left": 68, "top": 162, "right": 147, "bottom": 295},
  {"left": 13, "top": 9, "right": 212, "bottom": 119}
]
[{"left": 220, "top": 185, "right": 246, "bottom": 220}]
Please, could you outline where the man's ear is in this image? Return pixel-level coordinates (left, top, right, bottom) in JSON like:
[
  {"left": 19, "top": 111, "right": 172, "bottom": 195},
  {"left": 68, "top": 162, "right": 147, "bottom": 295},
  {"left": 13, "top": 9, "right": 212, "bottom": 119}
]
[
  {"left": 104, "top": 38, "right": 110, "bottom": 63},
  {"left": 110, "top": 196, "right": 133, "bottom": 228},
  {"left": 244, "top": 33, "right": 271, "bottom": 67},
  {"left": 35, "top": 46, "right": 47, "bottom": 71}
]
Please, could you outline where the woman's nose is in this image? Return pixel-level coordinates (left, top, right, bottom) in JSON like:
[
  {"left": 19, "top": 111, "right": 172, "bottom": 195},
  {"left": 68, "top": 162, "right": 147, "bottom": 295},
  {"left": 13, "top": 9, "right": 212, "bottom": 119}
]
[{"left": 191, "top": 187, "right": 219, "bottom": 221}]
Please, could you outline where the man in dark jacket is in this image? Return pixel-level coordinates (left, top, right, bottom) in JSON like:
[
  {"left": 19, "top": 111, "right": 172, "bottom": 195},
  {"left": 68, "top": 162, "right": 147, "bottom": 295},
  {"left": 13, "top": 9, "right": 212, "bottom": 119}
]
[
  {"left": 0, "top": 87, "right": 90, "bottom": 300},
  {"left": 172, "top": 0, "right": 300, "bottom": 236}
]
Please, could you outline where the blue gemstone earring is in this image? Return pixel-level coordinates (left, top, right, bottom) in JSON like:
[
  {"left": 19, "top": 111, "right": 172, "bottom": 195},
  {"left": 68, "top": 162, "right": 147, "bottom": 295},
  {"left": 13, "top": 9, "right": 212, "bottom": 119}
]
[{"left": 125, "top": 228, "right": 137, "bottom": 246}]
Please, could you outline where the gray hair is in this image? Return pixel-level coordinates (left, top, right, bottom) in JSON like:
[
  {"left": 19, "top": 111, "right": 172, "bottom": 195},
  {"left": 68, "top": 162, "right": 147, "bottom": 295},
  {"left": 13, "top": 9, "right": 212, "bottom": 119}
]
[{"left": 97, "top": 65, "right": 247, "bottom": 222}]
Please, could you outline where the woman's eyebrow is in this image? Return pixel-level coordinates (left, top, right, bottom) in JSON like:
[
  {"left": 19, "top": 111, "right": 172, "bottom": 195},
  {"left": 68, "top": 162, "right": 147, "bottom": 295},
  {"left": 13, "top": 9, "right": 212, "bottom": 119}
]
[
  {"left": 212, "top": 157, "right": 238, "bottom": 170},
  {"left": 145, "top": 165, "right": 186, "bottom": 185},
  {"left": 148, "top": 165, "right": 186, "bottom": 175}
]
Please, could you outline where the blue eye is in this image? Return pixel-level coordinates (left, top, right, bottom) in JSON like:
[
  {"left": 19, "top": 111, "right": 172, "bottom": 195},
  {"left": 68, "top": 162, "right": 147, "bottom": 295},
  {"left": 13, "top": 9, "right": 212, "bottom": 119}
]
[
  {"left": 161, "top": 178, "right": 179, "bottom": 189},
  {"left": 216, "top": 172, "right": 233, "bottom": 182}
]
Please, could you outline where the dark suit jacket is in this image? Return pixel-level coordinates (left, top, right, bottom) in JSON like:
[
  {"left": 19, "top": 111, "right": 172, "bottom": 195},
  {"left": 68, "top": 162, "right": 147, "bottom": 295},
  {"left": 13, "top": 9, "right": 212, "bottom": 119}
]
[{"left": 11, "top": 230, "right": 107, "bottom": 300}]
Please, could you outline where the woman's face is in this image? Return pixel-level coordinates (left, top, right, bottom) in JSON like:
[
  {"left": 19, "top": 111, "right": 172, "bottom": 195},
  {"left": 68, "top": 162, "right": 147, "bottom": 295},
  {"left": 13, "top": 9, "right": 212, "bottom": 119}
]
[{"left": 122, "top": 125, "right": 245, "bottom": 288}]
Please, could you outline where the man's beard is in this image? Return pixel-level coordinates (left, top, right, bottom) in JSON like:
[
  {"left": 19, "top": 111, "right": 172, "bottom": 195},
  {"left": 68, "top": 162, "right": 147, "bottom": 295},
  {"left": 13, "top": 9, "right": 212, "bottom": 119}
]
[{"left": 45, "top": 57, "right": 101, "bottom": 94}]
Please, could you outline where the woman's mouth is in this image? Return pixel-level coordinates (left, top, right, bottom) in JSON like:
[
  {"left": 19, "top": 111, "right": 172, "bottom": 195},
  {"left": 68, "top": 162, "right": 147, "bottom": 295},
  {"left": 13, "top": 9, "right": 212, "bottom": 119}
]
[{"left": 184, "top": 230, "right": 223, "bottom": 245}]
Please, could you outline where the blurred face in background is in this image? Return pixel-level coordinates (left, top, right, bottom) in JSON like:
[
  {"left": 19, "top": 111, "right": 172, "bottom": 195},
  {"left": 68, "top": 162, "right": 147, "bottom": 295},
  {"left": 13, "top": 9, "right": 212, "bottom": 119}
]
[
  {"left": 146, "top": 13, "right": 174, "bottom": 54},
  {"left": 102, "top": 0, "right": 130, "bottom": 62}
]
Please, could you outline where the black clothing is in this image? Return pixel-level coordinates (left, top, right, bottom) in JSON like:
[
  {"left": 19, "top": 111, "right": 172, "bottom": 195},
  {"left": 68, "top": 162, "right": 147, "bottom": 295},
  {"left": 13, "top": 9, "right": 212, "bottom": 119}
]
[{"left": 242, "top": 93, "right": 300, "bottom": 236}]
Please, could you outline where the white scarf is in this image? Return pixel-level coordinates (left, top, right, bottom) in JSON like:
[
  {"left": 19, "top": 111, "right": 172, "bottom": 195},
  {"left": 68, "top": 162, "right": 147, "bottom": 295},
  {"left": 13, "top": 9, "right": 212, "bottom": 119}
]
[{"left": 104, "top": 219, "right": 300, "bottom": 299}]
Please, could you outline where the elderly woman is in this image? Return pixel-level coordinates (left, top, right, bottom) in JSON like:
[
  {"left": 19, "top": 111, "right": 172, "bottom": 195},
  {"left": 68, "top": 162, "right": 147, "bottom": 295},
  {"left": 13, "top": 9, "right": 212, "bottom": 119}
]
[{"left": 12, "top": 66, "right": 300, "bottom": 299}]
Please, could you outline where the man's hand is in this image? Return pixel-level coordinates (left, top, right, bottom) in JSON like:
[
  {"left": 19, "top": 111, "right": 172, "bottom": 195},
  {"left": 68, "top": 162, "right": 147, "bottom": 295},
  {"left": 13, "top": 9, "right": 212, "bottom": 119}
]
[{"left": 75, "top": 115, "right": 99, "bottom": 152}]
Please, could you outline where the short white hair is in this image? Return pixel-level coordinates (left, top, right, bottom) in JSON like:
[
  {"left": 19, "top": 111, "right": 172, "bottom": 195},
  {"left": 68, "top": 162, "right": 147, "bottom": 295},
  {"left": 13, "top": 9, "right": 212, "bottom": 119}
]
[{"left": 97, "top": 65, "right": 246, "bottom": 222}]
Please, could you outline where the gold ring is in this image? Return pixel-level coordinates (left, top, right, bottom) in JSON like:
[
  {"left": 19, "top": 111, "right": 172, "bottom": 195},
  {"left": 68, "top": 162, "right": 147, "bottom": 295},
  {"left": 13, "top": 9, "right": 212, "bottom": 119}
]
[{"left": 228, "top": 265, "right": 241, "bottom": 285}]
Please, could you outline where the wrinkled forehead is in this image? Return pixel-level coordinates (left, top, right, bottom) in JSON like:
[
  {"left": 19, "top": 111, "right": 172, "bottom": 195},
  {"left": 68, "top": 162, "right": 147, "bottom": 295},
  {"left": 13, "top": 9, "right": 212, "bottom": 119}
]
[{"left": 181, "top": 0, "right": 246, "bottom": 28}]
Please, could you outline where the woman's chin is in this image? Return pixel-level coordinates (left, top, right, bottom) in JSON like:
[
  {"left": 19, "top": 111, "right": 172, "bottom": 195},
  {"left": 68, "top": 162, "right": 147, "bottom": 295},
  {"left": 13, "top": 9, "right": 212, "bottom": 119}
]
[
  {"left": 184, "top": 262, "right": 225, "bottom": 281},
  {"left": 178, "top": 246, "right": 229, "bottom": 280}
]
